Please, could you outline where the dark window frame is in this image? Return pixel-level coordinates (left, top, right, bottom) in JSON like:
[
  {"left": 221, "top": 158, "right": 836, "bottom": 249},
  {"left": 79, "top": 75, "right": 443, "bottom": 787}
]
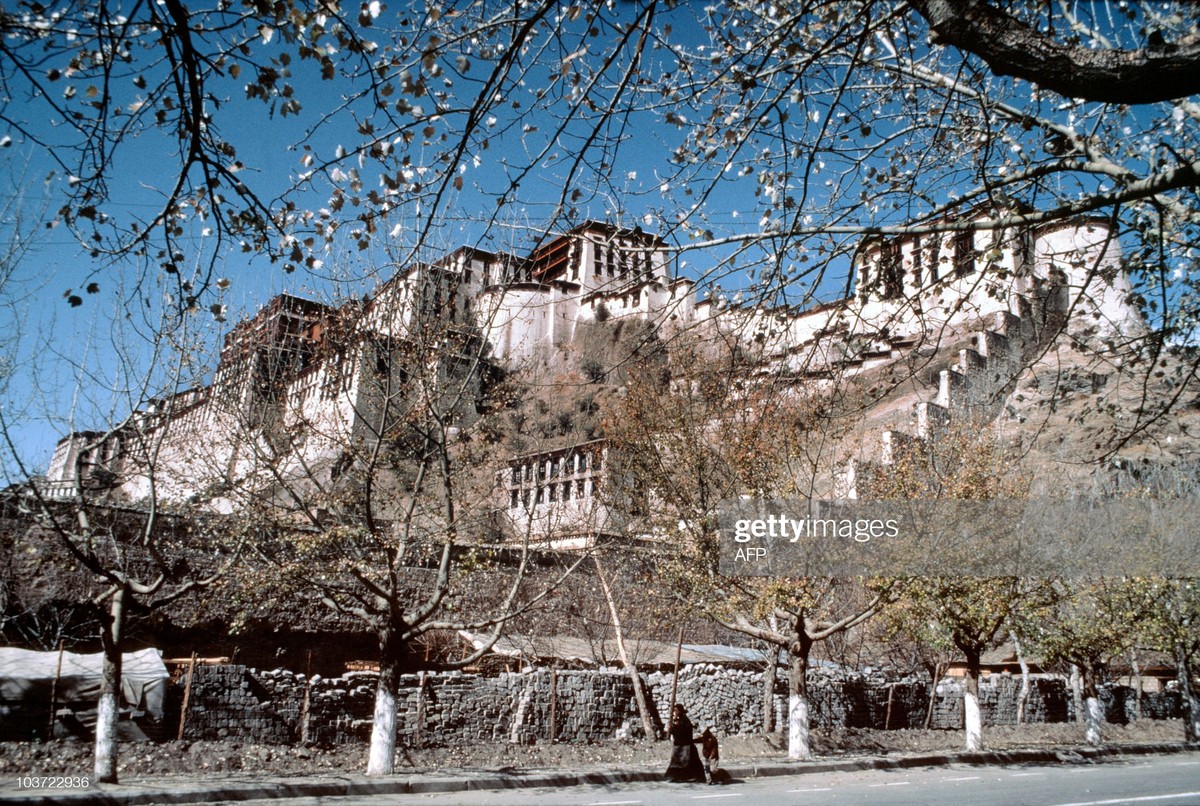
[
  {"left": 879, "top": 238, "right": 903, "bottom": 299},
  {"left": 954, "top": 229, "right": 976, "bottom": 276}
]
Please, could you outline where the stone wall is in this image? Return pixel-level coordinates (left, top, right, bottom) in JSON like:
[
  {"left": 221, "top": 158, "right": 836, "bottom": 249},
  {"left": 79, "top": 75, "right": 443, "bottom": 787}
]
[
  {"left": 647, "top": 665, "right": 764, "bottom": 735},
  {"left": 175, "top": 664, "right": 1184, "bottom": 746},
  {"left": 929, "top": 676, "right": 1069, "bottom": 729},
  {"left": 181, "top": 665, "right": 307, "bottom": 743},
  {"left": 179, "top": 666, "right": 642, "bottom": 746}
]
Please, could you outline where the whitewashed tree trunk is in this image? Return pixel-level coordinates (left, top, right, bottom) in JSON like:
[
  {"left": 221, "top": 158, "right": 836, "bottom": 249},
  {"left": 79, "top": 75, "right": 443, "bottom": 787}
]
[
  {"left": 367, "top": 634, "right": 402, "bottom": 777},
  {"left": 93, "top": 681, "right": 120, "bottom": 781},
  {"left": 1080, "top": 664, "right": 1104, "bottom": 747},
  {"left": 963, "top": 689, "right": 983, "bottom": 752},
  {"left": 1070, "top": 664, "right": 1084, "bottom": 723},
  {"left": 94, "top": 586, "right": 126, "bottom": 784},
  {"left": 1187, "top": 691, "right": 1200, "bottom": 745},
  {"left": 595, "top": 556, "right": 655, "bottom": 741},
  {"left": 963, "top": 649, "right": 983, "bottom": 752},
  {"left": 366, "top": 681, "right": 399, "bottom": 775},
  {"left": 788, "top": 693, "right": 811, "bottom": 760},
  {"left": 1084, "top": 696, "right": 1104, "bottom": 746},
  {"left": 787, "top": 642, "right": 813, "bottom": 760},
  {"left": 1130, "top": 649, "right": 1143, "bottom": 721}
]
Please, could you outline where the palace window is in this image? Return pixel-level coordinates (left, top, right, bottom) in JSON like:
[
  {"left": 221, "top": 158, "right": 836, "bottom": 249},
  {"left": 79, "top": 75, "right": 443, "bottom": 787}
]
[
  {"left": 954, "top": 230, "right": 976, "bottom": 276},
  {"left": 879, "top": 238, "right": 903, "bottom": 299}
]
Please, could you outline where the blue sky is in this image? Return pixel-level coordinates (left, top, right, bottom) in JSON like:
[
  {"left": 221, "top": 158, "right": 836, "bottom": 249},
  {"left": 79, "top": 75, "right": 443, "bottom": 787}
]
[{"left": 0, "top": 5, "right": 744, "bottom": 472}]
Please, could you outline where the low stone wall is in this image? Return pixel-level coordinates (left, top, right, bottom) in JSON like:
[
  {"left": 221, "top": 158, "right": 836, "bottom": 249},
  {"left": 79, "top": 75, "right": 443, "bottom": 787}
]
[
  {"left": 176, "top": 664, "right": 1185, "bottom": 746},
  {"left": 929, "top": 676, "right": 1069, "bottom": 729},
  {"left": 647, "top": 665, "right": 764, "bottom": 735},
  {"left": 180, "top": 666, "right": 642, "bottom": 746},
  {"left": 182, "top": 665, "right": 308, "bottom": 743},
  {"left": 655, "top": 666, "right": 1078, "bottom": 733}
]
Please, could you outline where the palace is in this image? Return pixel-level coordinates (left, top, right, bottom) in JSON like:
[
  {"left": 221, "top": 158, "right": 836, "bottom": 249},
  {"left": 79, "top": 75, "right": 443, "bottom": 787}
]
[{"left": 43, "top": 212, "right": 1142, "bottom": 541}]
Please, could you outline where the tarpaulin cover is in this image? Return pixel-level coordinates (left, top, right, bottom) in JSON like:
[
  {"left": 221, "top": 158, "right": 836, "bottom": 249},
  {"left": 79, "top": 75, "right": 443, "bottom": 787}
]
[{"left": 0, "top": 648, "right": 166, "bottom": 718}]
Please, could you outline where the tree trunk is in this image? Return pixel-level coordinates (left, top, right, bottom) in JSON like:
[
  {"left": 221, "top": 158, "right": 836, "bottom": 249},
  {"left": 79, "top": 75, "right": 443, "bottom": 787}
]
[
  {"left": 367, "top": 629, "right": 402, "bottom": 776},
  {"left": 1080, "top": 663, "right": 1104, "bottom": 746},
  {"left": 963, "top": 647, "right": 983, "bottom": 752},
  {"left": 1130, "top": 648, "right": 1142, "bottom": 722},
  {"left": 1069, "top": 663, "right": 1084, "bottom": 723},
  {"left": 594, "top": 556, "right": 655, "bottom": 740},
  {"left": 787, "top": 634, "right": 813, "bottom": 760},
  {"left": 94, "top": 585, "right": 127, "bottom": 784},
  {"left": 762, "top": 645, "right": 778, "bottom": 733},
  {"left": 1011, "top": 631, "right": 1030, "bottom": 725},
  {"left": 924, "top": 661, "right": 945, "bottom": 730},
  {"left": 1175, "top": 643, "right": 1199, "bottom": 744}
]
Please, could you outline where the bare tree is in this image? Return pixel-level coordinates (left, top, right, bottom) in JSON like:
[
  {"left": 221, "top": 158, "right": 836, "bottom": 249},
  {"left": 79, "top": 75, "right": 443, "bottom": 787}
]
[
  {"left": 196, "top": 282, "right": 586, "bottom": 775},
  {"left": 717, "top": 579, "right": 894, "bottom": 759},
  {"left": 909, "top": 1, "right": 1200, "bottom": 103},
  {"left": 0, "top": 502, "right": 99, "bottom": 650},
  {"left": 0, "top": 155, "right": 254, "bottom": 781},
  {"left": 3, "top": 0, "right": 1199, "bottom": 771},
  {"left": 605, "top": 334, "right": 899, "bottom": 759},
  {"left": 1, "top": 356, "right": 246, "bottom": 782}
]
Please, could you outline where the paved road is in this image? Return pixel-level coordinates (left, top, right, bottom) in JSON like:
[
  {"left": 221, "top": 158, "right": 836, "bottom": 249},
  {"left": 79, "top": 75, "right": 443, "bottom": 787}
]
[{"left": 194, "top": 755, "right": 1200, "bottom": 806}]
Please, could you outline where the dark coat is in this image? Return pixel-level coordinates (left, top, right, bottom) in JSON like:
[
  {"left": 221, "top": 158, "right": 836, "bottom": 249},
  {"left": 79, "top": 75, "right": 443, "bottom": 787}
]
[{"left": 665, "top": 712, "right": 705, "bottom": 781}]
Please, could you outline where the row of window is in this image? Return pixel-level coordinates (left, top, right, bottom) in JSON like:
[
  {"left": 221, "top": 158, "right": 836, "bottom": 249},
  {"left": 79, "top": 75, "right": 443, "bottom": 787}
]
[
  {"left": 508, "top": 476, "right": 602, "bottom": 509},
  {"left": 510, "top": 451, "right": 602, "bottom": 484},
  {"left": 593, "top": 244, "right": 655, "bottom": 281},
  {"left": 867, "top": 231, "right": 980, "bottom": 301}
]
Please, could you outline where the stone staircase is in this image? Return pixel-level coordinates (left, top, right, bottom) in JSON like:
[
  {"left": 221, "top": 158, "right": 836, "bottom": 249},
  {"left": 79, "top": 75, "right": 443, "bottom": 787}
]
[{"left": 836, "top": 308, "right": 1047, "bottom": 498}]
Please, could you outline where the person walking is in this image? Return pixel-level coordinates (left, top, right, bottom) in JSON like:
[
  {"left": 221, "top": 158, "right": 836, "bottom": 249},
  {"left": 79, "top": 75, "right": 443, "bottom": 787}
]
[{"left": 664, "top": 704, "right": 705, "bottom": 782}]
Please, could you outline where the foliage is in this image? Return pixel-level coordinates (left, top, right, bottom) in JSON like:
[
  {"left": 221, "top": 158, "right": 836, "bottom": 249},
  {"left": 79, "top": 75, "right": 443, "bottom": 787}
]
[
  {"left": 865, "top": 417, "right": 1032, "bottom": 500},
  {"left": 1030, "top": 577, "right": 1161, "bottom": 682},
  {"left": 1145, "top": 578, "right": 1200, "bottom": 670}
]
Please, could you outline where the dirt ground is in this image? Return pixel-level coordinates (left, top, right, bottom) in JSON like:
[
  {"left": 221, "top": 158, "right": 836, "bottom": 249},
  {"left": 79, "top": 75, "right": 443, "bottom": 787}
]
[{"left": 0, "top": 720, "right": 1187, "bottom": 779}]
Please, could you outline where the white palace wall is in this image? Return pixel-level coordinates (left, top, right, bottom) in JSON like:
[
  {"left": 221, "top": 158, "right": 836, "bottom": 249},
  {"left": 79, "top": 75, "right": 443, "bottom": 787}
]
[{"left": 43, "top": 216, "right": 1143, "bottom": 513}]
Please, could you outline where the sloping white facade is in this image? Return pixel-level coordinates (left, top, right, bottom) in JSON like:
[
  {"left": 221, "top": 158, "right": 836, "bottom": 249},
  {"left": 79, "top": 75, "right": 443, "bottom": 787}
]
[{"left": 43, "top": 215, "right": 1142, "bottom": 529}]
